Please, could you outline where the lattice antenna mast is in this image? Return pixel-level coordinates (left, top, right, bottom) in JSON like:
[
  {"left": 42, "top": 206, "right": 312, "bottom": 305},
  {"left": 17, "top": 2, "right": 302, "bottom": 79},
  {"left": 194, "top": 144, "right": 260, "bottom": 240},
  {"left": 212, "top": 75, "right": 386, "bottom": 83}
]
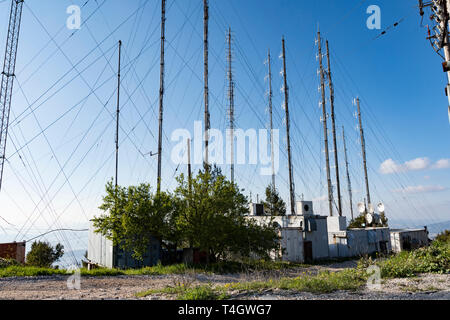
[
  {"left": 355, "top": 97, "right": 371, "bottom": 206},
  {"left": 418, "top": 0, "right": 450, "bottom": 123},
  {"left": 115, "top": 40, "right": 122, "bottom": 188},
  {"left": 342, "top": 126, "right": 354, "bottom": 220},
  {"left": 203, "top": 0, "right": 210, "bottom": 168},
  {"left": 266, "top": 49, "right": 276, "bottom": 190},
  {"left": 0, "top": 0, "right": 25, "bottom": 192},
  {"left": 317, "top": 31, "right": 333, "bottom": 217},
  {"left": 281, "top": 37, "right": 296, "bottom": 215},
  {"left": 227, "top": 28, "right": 235, "bottom": 183},
  {"left": 325, "top": 40, "right": 342, "bottom": 216},
  {"left": 157, "top": 0, "right": 166, "bottom": 194}
]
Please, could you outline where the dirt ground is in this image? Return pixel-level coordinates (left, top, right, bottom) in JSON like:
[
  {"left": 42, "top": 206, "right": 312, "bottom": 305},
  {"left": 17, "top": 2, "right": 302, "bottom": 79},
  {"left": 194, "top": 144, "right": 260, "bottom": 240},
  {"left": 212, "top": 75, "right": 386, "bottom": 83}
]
[{"left": 0, "top": 261, "right": 448, "bottom": 300}]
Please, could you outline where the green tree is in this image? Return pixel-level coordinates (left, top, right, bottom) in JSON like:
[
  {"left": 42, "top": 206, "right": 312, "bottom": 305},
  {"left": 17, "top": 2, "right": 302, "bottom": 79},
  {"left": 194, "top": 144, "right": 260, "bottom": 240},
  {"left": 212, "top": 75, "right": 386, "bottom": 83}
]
[
  {"left": 175, "top": 165, "right": 279, "bottom": 262},
  {"left": 26, "top": 241, "right": 64, "bottom": 268},
  {"left": 261, "top": 184, "right": 286, "bottom": 216},
  {"left": 92, "top": 180, "right": 182, "bottom": 260},
  {"left": 435, "top": 230, "right": 450, "bottom": 244}
]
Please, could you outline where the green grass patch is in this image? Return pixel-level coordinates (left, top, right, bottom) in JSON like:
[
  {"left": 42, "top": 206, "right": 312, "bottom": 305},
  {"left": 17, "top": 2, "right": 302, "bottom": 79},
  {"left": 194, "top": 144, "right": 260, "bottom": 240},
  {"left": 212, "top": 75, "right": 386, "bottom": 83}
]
[
  {"left": 358, "top": 240, "right": 450, "bottom": 278},
  {"left": 136, "top": 284, "right": 230, "bottom": 300},
  {"left": 0, "top": 265, "right": 67, "bottom": 278}
]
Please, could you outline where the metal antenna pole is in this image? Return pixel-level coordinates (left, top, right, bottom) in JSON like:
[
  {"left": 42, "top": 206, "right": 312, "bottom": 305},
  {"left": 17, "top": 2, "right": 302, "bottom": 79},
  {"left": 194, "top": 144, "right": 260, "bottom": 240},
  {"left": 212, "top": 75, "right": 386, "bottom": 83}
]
[
  {"left": 418, "top": 0, "right": 450, "bottom": 123},
  {"left": 203, "top": 0, "right": 210, "bottom": 169},
  {"left": 326, "top": 40, "right": 342, "bottom": 216},
  {"left": 187, "top": 138, "right": 192, "bottom": 194},
  {"left": 115, "top": 40, "right": 122, "bottom": 188},
  {"left": 281, "top": 37, "right": 296, "bottom": 215},
  {"left": 317, "top": 31, "right": 333, "bottom": 217},
  {"left": 157, "top": 0, "right": 166, "bottom": 194},
  {"left": 267, "top": 49, "right": 276, "bottom": 190},
  {"left": 227, "top": 28, "right": 235, "bottom": 183},
  {"left": 356, "top": 97, "right": 371, "bottom": 206},
  {"left": 0, "top": 0, "right": 24, "bottom": 192},
  {"left": 342, "top": 126, "right": 354, "bottom": 220}
]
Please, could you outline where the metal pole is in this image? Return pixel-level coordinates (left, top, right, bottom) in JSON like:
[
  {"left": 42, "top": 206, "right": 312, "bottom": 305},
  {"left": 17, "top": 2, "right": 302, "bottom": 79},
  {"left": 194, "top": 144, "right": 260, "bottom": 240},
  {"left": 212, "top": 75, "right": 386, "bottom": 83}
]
[
  {"left": 0, "top": 0, "right": 24, "bottom": 192},
  {"left": 317, "top": 31, "right": 333, "bottom": 217},
  {"left": 115, "top": 40, "right": 122, "bottom": 188},
  {"left": 187, "top": 138, "right": 192, "bottom": 194},
  {"left": 326, "top": 40, "right": 342, "bottom": 216},
  {"left": 203, "top": 0, "right": 210, "bottom": 169},
  {"left": 281, "top": 37, "right": 296, "bottom": 215},
  {"left": 342, "top": 126, "right": 354, "bottom": 220},
  {"left": 227, "top": 28, "right": 235, "bottom": 183},
  {"left": 157, "top": 0, "right": 166, "bottom": 194},
  {"left": 356, "top": 97, "right": 371, "bottom": 206},
  {"left": 267, "top": 49, "right": 276, "bottom": 190}
]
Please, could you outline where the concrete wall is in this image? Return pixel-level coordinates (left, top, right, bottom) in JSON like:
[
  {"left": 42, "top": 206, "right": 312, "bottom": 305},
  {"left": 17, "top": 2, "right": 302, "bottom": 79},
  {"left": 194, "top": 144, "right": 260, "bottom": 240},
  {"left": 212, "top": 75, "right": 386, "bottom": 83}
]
[
  {"left": 390, "top": 229, "right": 429, "bottom": 253},
  {"left": 280, "top": 228, "right": 304, "bottom": 263},
  {"left": 328, "top": 227, "right": 391, "bottom": 258},
  {"left": 88, "top": 221, "right": 114, "bottom": 268},
  {"left": 304, "top": 217, "right": 329, "bottom": 260}
]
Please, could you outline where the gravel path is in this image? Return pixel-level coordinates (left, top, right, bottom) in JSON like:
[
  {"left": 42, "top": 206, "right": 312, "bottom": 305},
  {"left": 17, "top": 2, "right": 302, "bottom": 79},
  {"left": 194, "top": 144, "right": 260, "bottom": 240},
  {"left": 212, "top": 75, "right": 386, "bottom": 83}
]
[{"left": 0, "top": 262, "right": 448, "bottom": 300}]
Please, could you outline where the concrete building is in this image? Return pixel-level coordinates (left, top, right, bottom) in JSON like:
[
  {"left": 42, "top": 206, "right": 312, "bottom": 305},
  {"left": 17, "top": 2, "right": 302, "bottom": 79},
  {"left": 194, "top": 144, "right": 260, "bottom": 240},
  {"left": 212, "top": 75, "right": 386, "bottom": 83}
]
[
  {"left": 248, "top": 201, "right": 329, "bottom": 263},
  {"left": 0, "top": 242, "right": 26, "bottom": 263},
  {"left": 327, "top": 216, "right": 391, "bottom": 258},
  {"left": 87, "top": 221, "right": 160, "bottom": 269},
  {"left": 390, "top": 228, "right": 430, "bottom": 253}
]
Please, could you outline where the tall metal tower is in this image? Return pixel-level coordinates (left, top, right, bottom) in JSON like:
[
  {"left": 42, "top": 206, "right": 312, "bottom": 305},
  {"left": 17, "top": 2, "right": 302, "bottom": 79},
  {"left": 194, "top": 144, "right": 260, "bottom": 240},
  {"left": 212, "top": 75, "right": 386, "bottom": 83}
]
[
  {"left": 317, "top": 31, "right": 333, "bottom": 217},
  {"left": 266, "top": 49, "right": 276, "bottom": 190},
  {"left": 281, "top": 37, "right": 296, "bottom": 215},
  {"left": 0, "top": 0, "right": 25, "bottom": 192},
  {"left": 342, "top": 126, "right": 354, "bottom": 220},
  {"left": 325, "top": 40, "right": 342, "bottom": 216},
  {"left": 355, "top": 97, "right": 371, "bottom": 207},
  {"left": 227, "top": 28, "right": 235, "bottom": 183},
  {"left": 157, "top": 0, "right": 166, "bottom": 194},
  {"left": 203, "top": 0, "right": 210, "bottom": 168},
  {"left": 418, "top": 0, "right": 450, "bottom": 123},
  {"left": 115, "top": 40, "right": 122, "bottom": 188}
]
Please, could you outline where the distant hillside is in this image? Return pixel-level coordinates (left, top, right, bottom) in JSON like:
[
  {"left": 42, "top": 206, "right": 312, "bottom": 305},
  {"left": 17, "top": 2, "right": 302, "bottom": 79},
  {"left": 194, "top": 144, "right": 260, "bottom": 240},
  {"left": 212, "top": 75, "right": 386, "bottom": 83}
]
[{"left": 422, "top": 220, "right": 450, "bottom": 238}]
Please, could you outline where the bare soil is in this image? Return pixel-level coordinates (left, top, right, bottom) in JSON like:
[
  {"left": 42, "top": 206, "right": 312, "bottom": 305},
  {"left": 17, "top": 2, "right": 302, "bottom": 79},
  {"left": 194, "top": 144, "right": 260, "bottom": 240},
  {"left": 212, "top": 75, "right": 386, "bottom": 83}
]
[{"left": 0, "top": 261, "right": 448, "bottom": 300}]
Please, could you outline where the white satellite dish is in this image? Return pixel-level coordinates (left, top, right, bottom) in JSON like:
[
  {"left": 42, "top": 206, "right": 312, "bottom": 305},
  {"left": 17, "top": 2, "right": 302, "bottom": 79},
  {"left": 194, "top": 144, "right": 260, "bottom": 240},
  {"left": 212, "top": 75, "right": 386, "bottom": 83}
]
[
  {"left": 377, "top": 202, "right": 385, "bottom": 214},
  {"left": 368, "top": 203, "right": 375, "bottom": 214},
  {"left": 365, "top": 213, "right": 373, "bottom": 225},
  {"left": 357, "top": 202, "right": 366, "bottom": 214}
]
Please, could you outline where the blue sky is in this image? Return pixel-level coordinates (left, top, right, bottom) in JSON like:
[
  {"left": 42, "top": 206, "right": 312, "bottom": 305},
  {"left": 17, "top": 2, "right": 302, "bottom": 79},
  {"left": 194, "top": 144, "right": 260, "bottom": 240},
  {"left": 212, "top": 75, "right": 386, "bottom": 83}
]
[{"left": 0, "top": 0, "right": 449, "bottom": 266}]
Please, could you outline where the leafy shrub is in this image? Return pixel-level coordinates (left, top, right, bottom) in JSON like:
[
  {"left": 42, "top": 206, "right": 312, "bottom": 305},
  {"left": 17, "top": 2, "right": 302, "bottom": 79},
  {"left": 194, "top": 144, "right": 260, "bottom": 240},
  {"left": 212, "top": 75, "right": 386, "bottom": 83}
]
[
  {"left": 435, "top": 230, "right": 450, "bottom": 244},
  {"left": 0, "top": 258, "right": 20, "bottom": 268},
  {"left": 26, "top": 241, "right": 64, "bottom": 268}
]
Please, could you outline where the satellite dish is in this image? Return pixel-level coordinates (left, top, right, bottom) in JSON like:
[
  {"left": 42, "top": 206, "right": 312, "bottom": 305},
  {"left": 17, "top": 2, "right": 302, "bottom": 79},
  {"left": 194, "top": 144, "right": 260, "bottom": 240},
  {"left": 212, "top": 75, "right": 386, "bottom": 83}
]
[
  {"left": 368, "top": 203, "right": 374, "bottom": 214},
  {"left": 357, "top": 202, "right": 366, "bottom": 214},
  {"left": 377, "top": 202, "right": 385, "bottom": 214},
  {"left": 365, "top": 213, "right": 373, "bottom": 225}
]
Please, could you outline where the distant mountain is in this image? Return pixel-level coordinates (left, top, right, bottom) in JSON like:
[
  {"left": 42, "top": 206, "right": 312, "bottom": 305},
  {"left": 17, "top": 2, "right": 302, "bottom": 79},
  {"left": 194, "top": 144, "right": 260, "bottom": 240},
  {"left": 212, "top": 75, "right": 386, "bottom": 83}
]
[{"left": 423, "top": 220, "right": 450, "bottom": 238}]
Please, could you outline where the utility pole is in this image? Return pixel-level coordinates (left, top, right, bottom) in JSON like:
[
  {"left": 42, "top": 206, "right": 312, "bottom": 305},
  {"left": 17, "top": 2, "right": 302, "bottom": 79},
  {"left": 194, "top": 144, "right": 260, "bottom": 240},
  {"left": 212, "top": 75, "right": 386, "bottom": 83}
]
[
  {"left": 203, "top": 0, "right": 210, "bottom": 168},
  {"left": 342, "top": 126, "right": 354, "bottom": 220},
  {"left": 267, "top": 49, "right": 276, "bottom": 190},
  {"left": 317, "top": 31, "right": 333, "bottom": 217},
  {"left": 356, "top": 97, "right": 371, "bottom": 206},
  {"left": 115, "top": 40, "right": 122, "bottom": 188},
  {"left": 157, "top": 0, "right": 166, "bottom": 194},
  {"left": 325, "top": 40, "right": 342, "bottom": 216},
  {"left": 418, "top": 0, "right": 450, "bottom": 123},
  {"left": 227, "top": 28, "right": 235, "bottom": 183},
  {"left": 0, "top": 0, "right": 24, "bottom": 192},
  {"left": 281, "top": 37, "right": 295, "bottom": 215},
  {"left": 187, "top": 138, "right": 192, "bottom": 194}
]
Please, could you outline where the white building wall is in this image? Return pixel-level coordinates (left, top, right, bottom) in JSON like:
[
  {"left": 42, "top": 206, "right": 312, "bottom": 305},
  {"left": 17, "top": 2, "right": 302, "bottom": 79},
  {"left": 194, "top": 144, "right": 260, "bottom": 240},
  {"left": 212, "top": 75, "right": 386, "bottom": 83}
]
[
  {"left": 280, "top": 228, "right": 304, "bottom": 263},
  {"left": 88, "top": 221, "right": 114, "bottom": 268},
  {"left": 304, "top": 217, "right": 329, "bottom": 260},
  {"left": 390, "top": 229, "right": 429, "bottom": 253}
]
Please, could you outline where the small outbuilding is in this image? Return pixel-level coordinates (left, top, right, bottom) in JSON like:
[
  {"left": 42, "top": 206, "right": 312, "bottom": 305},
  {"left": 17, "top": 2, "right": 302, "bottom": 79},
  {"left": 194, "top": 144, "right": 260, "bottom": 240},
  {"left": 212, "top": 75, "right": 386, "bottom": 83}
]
[
  {"left": 0, "top": 242, "right": 26, "bottom": 263},
  {"left": 87, "top": 221, "right": 161, "bottom": 269},
  {"left": 390, "top": 228, "right": 429, "bottom": 253}
]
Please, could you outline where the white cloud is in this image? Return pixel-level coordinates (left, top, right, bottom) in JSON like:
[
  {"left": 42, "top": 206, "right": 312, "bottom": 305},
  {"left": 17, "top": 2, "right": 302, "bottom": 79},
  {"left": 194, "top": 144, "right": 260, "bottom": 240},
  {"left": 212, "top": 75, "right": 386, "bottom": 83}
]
[
  {"left": 393, "top": 185, "right": 447, "bottom": 194},
  {"left": 431, "top": 159, "right": 450, "bottom": 169},
  {"left": 312, "top": 195, "right": 327, "bottom": 202},
  {"left": 380, "top": 157, "right": 450, "bottom": 174}
]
